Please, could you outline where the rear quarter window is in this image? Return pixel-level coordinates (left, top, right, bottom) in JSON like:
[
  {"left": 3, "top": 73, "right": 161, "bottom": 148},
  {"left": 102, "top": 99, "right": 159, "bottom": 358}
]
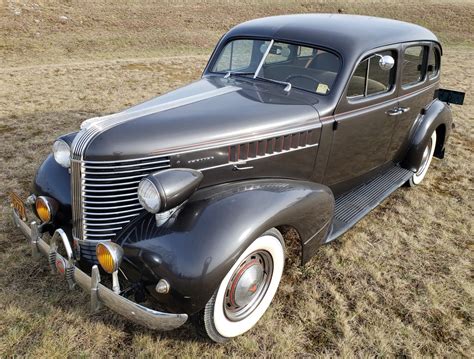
[{"left": 427, "top": 46, "right": 441, "bottom": 79}]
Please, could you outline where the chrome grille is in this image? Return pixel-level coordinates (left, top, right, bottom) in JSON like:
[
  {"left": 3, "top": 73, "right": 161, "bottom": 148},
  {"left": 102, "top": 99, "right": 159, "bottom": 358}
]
[{"left": 71, "top": 155, "right": 171, "bottom": 261}]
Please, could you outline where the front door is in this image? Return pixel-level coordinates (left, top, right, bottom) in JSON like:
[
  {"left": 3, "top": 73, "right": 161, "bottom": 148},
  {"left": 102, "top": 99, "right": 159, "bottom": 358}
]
[{"left": 323, "top": 48, "right": 399, "bottom": 194}]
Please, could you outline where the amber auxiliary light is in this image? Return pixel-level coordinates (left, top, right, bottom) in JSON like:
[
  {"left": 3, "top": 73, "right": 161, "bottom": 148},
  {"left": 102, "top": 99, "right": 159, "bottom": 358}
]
[
  {"left": 35, "top": 196, "right": 57, "bottom": 223},
  {"left": 96, "top": 242, "right": 124, "bottom": 274}
]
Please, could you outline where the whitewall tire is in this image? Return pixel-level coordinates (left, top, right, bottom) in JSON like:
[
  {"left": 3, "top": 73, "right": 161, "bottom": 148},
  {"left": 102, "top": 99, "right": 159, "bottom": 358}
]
[
  {"left": 408, "top": 131, "right": 437, "bottom": 186},
  {"left": 198, "top": 228, "right": 285, "bottom": 343}
]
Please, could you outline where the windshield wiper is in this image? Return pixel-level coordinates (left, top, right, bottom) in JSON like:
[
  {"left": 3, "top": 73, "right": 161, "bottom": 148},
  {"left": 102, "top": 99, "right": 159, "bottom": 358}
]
[
  {"left": 223, "top": 71, "right": 292, "bottom": 93},
  {"left": 223, "top": 71, "right": 254, "bottom": 79},
  {"left": 255, "top": 76, "right": 292, "bottom": 92}
]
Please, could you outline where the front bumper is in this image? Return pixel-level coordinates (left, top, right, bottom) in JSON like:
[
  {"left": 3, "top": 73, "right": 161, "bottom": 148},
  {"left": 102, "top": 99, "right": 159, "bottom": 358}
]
[{"left": 12, "top": 208, "right": 188, "bottom": 331}]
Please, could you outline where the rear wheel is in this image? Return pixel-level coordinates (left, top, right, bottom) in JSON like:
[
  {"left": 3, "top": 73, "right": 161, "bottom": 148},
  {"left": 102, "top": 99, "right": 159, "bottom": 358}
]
[
  {"left": 408, "top": 131, "right": 437, "bottom": 186},
  {"left": 196, "top": 228, "right": 285, "bottom": 343}
]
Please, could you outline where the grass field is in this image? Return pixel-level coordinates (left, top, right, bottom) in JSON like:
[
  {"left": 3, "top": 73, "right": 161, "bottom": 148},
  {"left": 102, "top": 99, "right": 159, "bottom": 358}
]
[{"left": 0, "top": 0, "right": 473, "bottom": 357}]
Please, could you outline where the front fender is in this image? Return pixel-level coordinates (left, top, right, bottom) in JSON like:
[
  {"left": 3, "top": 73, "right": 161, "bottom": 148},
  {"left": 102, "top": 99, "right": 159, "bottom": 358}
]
[
  {"left": 402, "top": 99, "right": 453, "bottom": 172},
  {"left": 33, "top": 154, "right": 72, "bottom": 229},
  {"left": 116, "top": 179, "right": 334, "bottom": 314}
]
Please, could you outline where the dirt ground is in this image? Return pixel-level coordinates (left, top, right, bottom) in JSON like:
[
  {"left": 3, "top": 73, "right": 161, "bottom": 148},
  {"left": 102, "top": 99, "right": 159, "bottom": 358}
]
[{"left": 0, "top": 1, "right": 473, "bottom": 357}]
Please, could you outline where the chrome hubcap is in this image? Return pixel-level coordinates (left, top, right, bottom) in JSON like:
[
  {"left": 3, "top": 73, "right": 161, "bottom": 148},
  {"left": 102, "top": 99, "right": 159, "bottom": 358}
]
[
  {"left": 224, "top": 250, "right": 273, "bottom": 321},
  {"left": 417, "top": 137, "right": 433, "bottom": 175}
]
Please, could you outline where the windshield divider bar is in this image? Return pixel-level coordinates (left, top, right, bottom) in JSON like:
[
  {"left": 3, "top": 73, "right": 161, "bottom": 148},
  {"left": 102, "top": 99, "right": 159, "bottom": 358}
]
[{"left": 253, "top": 40, "right": 274, "bottom": 79}]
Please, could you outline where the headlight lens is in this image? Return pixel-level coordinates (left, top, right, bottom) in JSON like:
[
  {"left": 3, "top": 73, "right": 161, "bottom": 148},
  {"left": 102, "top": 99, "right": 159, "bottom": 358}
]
[
  {"left": 96, "top": 242, "right": 123, "bottom": 274},
  {"left": 137, "top": 178, "right": 162, "bottom": 213},
  {"left": 53, "top": 139, "right": 71, "bottom": 168}
]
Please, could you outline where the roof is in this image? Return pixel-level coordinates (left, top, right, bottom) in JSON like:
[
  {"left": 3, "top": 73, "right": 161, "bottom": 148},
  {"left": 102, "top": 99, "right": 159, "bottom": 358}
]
[{"left": 223, "top": 14, "right": 439, "bottom": 58}]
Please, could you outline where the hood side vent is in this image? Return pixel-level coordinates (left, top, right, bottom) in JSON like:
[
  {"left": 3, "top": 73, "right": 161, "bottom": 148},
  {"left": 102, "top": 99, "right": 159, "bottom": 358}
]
[{"left": 228, "top": 129, "right": 318, "bottom": 163}]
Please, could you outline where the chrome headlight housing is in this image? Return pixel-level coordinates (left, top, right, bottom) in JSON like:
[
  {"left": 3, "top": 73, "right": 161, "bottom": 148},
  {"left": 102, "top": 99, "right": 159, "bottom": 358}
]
[
  {"left": 52, "top": 139, "right": 71, "bottom": 168},
  {"left": 137, "top": 169, "right": 203, "bottom": 214}
]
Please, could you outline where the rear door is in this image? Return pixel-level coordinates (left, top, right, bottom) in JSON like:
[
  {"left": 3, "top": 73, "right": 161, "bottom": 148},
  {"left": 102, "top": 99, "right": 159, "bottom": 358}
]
[
  {"left": 323, "top": 47, "right": 399, "bottom": 193},
  {"left": 386, "top": 42, "right": 441, "bottom": 162}
]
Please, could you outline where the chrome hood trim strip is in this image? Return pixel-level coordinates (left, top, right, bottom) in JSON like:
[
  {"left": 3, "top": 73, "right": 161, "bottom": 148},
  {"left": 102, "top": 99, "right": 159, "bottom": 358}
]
[{"left": 80, "top": 86, "right": 240, "bottom": 132}]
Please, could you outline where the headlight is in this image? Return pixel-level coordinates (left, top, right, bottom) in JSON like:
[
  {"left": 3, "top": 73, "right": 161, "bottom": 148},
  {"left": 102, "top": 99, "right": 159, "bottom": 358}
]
[
  {"left": 96, "top": 242, "right": 123, "bottom": 273},
  {"left": 53, "top": 139, "right": 71, "bottom": 168},
  {"left": 137, "top": 169, "right": 203, "bottom": 214},
  {"left": 137, "top": 178, "right": 162, "bottom": 213},
  {"left": 35, "top": 196, "right": 57, "bottom": 223}
]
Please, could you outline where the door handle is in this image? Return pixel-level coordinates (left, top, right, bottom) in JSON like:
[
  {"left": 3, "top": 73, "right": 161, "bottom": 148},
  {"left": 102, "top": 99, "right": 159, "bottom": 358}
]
[
  {"left": 398, "top": 106, "right": 410, "bottom": 113},
  {"left": 232, "top": 162, "right": 254, "bottom": 171},
  {"left": 386, "top": 108, "right": 403, "bottom": 116}
]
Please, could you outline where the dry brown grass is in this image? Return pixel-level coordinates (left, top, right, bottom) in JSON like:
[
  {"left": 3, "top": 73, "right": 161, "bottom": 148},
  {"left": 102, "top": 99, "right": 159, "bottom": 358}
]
[{"left": 0, "top": 0, "right": 473, "bottom": 357}]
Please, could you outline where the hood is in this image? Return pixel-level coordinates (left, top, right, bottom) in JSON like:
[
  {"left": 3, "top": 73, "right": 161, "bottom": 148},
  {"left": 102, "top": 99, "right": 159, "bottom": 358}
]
[{"left": 81, "top": 77, "right": 320, "bottom": 161}]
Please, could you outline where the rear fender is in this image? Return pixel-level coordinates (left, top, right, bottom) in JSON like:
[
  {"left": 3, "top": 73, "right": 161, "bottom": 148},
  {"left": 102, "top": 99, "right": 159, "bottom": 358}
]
[
  {"left": 116, "top": 179, "right": 334, "bottom": 314},
  {"left": 402, "top": 99, "right": 452, "bottom": 172}
]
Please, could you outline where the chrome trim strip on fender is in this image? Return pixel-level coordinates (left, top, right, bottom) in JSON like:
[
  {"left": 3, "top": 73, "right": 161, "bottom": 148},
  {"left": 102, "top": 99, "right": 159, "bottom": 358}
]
[{"left": 200, "top": 143, "right": 319, "bottom": 172}]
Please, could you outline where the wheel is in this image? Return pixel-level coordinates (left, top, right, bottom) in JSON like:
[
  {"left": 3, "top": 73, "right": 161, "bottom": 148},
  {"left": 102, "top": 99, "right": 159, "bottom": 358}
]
[
  {"left": 408, "top": 131, "right": 437, "bottom": 187},
  {"left": 195, "top": 228, "right": 285, "bottom": 343}
]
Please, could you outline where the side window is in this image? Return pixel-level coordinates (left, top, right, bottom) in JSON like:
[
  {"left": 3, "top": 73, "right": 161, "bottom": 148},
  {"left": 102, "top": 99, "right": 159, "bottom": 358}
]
[
  {"left": 402, "top": 45, "right": 427, "bottom": 86},
  {"left": 367, "top": 52, "right": 392, "bottom": 95},
  {"left": 427, "top": 46, "right": 440, "bottom": 79},
  {"left": 347, "top": 50, "right": 395, "bottom": 98},
  {"left": 347, "top": 59, "right": 368, "bottom": 97},
  {"left": 298, "top": 46, "right": 314, "bottom": 58}
]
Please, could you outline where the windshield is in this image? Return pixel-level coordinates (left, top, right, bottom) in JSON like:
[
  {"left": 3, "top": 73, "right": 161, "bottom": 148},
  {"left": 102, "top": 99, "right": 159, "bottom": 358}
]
[{"left": 211, "top": 39, "right": 340, "bottom": 95}]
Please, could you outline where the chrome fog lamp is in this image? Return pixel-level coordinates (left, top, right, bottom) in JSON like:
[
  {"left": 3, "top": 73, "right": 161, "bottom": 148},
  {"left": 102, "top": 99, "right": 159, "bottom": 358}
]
[
  {"left": 35, "top": 196, "right": 58, "bottom": 223},
  {"left": 96, "top": 242, "right": 123, "bottom": 274},
  {"left": 52, "top": 139, "right": 71, "bottom": 168},
  {"left": 137, "top": 169, "right": 203, "bottom": 214},
  {"left": 96, "top": 241, "right": 124, "bottom": 294}
]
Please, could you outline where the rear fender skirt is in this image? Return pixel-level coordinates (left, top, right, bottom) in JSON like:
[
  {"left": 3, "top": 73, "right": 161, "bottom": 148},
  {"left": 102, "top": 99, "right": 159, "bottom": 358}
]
[
  {"left": 401, "top": 99, "right": 453, "bottom": 172},
  {"left": 116, "top": 179, "right": 334, "bottom": 314}
]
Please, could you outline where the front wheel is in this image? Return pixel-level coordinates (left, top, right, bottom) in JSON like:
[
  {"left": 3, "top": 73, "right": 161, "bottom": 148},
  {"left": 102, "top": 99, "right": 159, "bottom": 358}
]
[
  {"left": 196, "top": 228, "right": 285, "bottom": 343},
  {"left": 408, "top": 131, "right": 437, "bottom": 187}
]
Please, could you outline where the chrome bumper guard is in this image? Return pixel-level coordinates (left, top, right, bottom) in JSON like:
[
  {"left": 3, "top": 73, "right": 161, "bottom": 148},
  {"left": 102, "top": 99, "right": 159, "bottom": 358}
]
[{"left": 12, "top": 209, "right": 188, "bottom": 331}]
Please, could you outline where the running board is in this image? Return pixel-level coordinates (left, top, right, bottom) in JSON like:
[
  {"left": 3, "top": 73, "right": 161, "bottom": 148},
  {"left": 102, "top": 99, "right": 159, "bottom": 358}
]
[{"left": 326, "top": 165, "right": 413, "bottom": 243}]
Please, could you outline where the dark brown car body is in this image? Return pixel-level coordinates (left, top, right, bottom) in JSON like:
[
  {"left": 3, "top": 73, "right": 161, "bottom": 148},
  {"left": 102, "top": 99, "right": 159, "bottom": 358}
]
[{"left": 26, "top": 15, "right": 453, "bottom": 317}]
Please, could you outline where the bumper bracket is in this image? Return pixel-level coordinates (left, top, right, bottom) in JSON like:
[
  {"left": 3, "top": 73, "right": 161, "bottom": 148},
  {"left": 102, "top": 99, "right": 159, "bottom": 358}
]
[{"left": 12, "top": 208, "right": 188, "bottom": 331}]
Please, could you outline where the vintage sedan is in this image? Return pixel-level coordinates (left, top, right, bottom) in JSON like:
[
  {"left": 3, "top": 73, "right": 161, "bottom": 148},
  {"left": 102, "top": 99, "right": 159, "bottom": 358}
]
[{"left": 11, "top": 14, "right": 461, "bottom": 342}]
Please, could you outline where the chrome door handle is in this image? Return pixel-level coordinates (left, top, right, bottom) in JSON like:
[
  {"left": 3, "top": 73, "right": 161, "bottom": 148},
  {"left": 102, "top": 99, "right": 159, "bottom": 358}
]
[
  {"left": 399, "top": 106, "right": 410, "bottom": 113},
  {"left": 232, "top": 162, "right": 254, "bottom": 171},
  {"left": 386, "top": 108, "right": 403, "bottom": 116}
]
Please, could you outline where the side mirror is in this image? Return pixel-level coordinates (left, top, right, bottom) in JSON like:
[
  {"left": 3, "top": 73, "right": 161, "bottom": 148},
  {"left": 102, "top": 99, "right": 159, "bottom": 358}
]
[{"left": 377, "top": 55, "right": 395, "bottom": 71}]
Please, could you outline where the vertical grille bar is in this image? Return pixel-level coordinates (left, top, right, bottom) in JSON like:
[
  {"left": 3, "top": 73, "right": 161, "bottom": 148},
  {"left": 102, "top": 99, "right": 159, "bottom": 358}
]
[{"left": 71, "top": 160, "right": 83, "bottom": 241}]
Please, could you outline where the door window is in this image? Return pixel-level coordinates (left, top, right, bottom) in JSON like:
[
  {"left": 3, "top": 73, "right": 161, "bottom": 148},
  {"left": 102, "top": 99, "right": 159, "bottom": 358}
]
[
  {"left": 402, "top": 45, "right": 427, "bottom": 86},
  {"left": 347, "top": 50, "right": 396, "bottom": 98}
]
